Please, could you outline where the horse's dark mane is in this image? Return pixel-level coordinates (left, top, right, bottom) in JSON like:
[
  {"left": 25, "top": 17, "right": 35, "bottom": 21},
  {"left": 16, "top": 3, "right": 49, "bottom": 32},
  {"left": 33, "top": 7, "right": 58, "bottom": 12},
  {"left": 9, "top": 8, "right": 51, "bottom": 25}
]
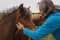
[
  {"left": 0, "top": 7, "right": 18, "bottom": 25},
  {"left": 0, "top": 6, "right": 18, "bottom": 22},
  {"left": 5, "top": 6, "right": 18, "bottom": 16}
]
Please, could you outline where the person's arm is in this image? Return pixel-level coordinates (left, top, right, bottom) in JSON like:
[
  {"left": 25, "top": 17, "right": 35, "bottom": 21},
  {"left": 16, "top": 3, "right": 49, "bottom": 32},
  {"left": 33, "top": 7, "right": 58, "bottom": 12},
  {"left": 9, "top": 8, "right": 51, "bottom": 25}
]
[{"left": 23, "top": 16, "right": 59, "bottom": 40}]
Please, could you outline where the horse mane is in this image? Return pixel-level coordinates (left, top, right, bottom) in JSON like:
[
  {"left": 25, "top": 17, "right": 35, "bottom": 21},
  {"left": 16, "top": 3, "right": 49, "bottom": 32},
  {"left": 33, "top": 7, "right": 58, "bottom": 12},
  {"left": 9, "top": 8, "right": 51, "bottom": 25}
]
[
  {"left": 0, "top": 6, "right": 18, "bottom": 22},
  {"left": 0, "top": 3, "right": 32, "bottom": 23}
]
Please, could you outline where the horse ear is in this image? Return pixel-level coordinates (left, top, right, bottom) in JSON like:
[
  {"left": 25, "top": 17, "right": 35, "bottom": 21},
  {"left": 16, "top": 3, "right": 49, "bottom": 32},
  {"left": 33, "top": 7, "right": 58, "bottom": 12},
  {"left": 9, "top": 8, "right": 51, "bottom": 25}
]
[{"left": 19, "top": 4, "right": 23, "bottom": 10}]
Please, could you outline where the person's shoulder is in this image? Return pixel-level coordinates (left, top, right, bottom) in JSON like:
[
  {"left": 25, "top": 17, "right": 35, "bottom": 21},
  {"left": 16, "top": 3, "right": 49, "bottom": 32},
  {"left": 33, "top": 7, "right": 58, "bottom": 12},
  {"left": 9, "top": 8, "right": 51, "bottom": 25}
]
[
  {"left": 46, "top": 12, "right": 60, "bottom": 24},
  {"left": 55, "top": 12, "right": 60, "bottom": 16},
  {"left": 50, "top": 11, "right": 60, "bottom": 17}
]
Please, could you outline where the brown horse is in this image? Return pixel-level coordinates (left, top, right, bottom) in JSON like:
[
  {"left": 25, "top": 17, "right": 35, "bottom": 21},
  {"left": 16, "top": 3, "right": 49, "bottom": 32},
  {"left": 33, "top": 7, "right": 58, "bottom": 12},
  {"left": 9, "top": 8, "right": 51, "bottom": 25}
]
[
  {"left": 32, "top": 13, "right": 44, "bottom": 26},
  {"left": 12, "top": 4, "right": 36, "bottom": 40},
  {"left": 0, "top": 4, "right": 36, "bottom": 40}
]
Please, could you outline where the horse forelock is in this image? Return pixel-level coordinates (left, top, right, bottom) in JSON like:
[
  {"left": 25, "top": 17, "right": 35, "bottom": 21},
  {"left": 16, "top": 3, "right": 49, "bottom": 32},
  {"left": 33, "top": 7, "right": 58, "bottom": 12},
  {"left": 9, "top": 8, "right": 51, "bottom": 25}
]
[{"left": 19, "top": 7, "right": 31, "bottom": 20}]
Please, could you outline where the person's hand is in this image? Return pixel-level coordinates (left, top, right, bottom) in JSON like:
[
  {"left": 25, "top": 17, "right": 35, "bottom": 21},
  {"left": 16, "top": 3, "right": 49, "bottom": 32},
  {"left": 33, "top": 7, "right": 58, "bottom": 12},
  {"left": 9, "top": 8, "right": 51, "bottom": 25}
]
[{"left": 16, "top": 22, "right": 24, "bottom": 30}]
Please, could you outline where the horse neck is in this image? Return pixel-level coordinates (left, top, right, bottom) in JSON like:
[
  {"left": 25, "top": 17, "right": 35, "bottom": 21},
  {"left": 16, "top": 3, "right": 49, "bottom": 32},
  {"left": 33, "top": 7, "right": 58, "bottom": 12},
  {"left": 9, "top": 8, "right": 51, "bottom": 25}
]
[
  {"left": 0, "top": 13, "right": 16, "bottom": 24},
  {"left": 0, "top": 13, "right": 16, "bottom": 40}
]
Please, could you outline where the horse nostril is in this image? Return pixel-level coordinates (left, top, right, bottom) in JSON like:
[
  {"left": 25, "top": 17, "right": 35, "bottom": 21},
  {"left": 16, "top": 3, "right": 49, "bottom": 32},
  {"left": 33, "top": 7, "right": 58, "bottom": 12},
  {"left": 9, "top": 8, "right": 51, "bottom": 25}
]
[{"left": 40, "top": 16, "right": 42, "bottom": 20}]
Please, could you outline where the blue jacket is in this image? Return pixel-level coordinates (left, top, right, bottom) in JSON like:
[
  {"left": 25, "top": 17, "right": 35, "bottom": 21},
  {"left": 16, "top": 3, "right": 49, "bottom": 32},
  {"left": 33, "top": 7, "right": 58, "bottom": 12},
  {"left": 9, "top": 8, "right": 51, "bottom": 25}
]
[{"left": 23, "top": 11, "right": 60, "bottom": 40}]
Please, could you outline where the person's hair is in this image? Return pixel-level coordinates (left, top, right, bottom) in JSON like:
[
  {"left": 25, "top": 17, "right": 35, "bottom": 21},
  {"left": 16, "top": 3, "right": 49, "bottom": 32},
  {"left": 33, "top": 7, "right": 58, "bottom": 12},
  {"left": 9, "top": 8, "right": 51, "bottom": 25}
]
[
  {"left": 38, "top": 0, "right": 55, "bottom": 19},
  {"left": 39, "top": 0, "right": 55, "bottom": 13}
]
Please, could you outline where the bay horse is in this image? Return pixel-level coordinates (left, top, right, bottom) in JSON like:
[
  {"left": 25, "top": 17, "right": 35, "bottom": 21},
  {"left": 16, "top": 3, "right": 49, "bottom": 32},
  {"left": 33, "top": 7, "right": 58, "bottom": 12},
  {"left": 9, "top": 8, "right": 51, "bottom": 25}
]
[
  {"left": 32, "top": 13, "right": 44, "bottom": 26},
  {"left": 0, "top": 4, "right": 36, "bottom": 40},
  {"left": 12, "top": 4, "right": 36, "bottom": 40}
]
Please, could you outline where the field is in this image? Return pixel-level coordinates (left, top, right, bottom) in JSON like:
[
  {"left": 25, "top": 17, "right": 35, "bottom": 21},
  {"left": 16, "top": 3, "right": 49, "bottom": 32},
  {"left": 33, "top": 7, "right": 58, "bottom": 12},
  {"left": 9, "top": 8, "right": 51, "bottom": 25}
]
[{"left": 0, "top": 13, "right": 55, "bottom": 40}]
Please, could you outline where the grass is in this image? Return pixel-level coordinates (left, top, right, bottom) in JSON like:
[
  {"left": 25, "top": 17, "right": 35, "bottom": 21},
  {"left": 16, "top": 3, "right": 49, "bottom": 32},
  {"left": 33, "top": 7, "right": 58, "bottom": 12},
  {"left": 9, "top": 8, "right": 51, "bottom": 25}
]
[
  {"left": 42, "top": 34, "right": 55, "bottom": 40},
  {"left": 0, "top": 13, "right": 5, "bottom": 20}
]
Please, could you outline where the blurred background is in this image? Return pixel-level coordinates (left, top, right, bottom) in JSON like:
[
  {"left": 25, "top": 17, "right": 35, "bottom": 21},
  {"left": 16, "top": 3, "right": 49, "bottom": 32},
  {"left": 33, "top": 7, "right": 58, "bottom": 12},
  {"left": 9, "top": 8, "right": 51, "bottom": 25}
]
[{"left": 0, "top": 0, "right": 60, "bottom": 13}]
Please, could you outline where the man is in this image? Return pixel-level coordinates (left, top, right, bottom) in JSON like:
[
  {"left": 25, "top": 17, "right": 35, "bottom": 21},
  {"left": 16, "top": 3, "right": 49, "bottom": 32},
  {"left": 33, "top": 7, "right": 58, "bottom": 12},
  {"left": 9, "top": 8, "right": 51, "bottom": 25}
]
[{"left": 16, "top": 0, "right": 60, "bottom": 40}]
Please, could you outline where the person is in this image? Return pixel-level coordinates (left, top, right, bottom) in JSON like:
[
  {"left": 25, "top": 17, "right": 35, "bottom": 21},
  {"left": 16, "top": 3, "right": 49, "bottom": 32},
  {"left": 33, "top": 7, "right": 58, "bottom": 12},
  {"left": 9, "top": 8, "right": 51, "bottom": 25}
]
[
  {"left": 38, "top": 0, "right": 55, "bottom": 19},
  {"left": 16, "top": 0, "right": 60, "bottom": 40}
]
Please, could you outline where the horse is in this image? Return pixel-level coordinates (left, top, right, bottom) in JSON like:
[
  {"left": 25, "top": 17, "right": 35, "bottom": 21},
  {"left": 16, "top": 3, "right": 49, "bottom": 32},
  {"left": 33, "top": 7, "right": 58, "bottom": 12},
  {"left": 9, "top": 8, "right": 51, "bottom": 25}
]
[
  {"left": 12, "top": 4, "right": 36, "bottom": 40},
  {"left": 32, "top": 13, "right": 44, "bottom": 26},
  {"left": 0, "top": 4, "right": 36, "bottom": 40}
]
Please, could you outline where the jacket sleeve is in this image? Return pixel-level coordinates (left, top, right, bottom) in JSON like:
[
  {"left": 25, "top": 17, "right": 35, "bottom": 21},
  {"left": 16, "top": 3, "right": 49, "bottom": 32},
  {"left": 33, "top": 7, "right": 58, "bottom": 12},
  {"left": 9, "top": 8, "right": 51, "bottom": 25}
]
[{"left": 23, "top": 16, "right": 59, "bottom": 40}]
